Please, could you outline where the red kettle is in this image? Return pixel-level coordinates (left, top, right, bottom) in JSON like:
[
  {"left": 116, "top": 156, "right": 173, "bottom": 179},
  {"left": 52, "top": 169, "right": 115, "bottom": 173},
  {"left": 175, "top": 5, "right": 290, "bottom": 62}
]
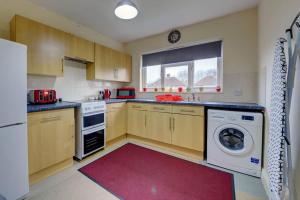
[{"left": 102, "top": 89, "right": 111, "bottom": 100}]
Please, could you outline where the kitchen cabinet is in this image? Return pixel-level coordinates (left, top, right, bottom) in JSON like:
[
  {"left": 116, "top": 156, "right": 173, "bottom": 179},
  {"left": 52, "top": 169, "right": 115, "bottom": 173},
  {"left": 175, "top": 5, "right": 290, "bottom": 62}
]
[
  {"left": 87, "top": 44, "right": 113, "bottom": 80},
  {"left": 171, "top": 105, "right": 204, "bottom": 151},
  {"left": 66, "top": 34, "right": 94, "bottom": 62},
  {"left": 127, "top": 103, "right": 204, "bottom": 151},
  {"left": 127, "top": 103, "right": 148, "bottom": 137},
  {"left": 106, "top": 103, "right": 127, "bottom": 142},
  {"left": 27, "top": 108, "right": 75, "bottom": 182},
  {"left": 10, "top": 15, "right": 68, "bottom": 76},
  {"left": 146, "top": 111, "right": 172, "bottom": 144},
  {"left": 86, "top": 43, "right": 132, "bottom": 82},
  {"left": 172, "top": 114, "right": 204, "bottom": 151},
  {"left": 117, "top": 52, "right": 132, "bottom": 82}
]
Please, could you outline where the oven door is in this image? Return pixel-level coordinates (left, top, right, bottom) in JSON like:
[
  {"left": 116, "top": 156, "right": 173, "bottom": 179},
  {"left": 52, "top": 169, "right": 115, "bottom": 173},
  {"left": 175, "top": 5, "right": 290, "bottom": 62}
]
[
  {"left": 82, "top": 111, "right": 105, "bottom": 130},
  {"left": 82, "top": 126, "right": 105, "bottom": 157}
]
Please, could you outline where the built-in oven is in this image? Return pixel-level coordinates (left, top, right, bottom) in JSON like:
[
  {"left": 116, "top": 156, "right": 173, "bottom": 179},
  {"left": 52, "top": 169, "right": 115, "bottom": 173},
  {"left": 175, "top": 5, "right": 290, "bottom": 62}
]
[
  {"left": 81, "top": 126, "right": 105, "bottom": 158},
  {"left": 82, "top": 111, "right": 105, "bottom": 130}
]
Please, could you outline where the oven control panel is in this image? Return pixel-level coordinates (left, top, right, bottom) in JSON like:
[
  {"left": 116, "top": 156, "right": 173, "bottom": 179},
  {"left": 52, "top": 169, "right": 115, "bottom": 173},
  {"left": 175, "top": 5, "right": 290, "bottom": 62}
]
[{"left": 80, "top": 101, "right": 106, "bottom": 114}]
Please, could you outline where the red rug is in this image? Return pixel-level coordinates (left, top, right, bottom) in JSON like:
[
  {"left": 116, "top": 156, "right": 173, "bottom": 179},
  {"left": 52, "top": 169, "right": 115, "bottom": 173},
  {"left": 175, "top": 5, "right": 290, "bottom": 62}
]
[{"left": 79, "top": 144, "right": 235, "bottom": 200}]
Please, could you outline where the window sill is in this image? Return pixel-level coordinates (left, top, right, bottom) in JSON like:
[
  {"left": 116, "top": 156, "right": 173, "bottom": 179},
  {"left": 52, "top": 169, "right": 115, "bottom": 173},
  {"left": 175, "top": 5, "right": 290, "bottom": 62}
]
[{"left": 137, "top": 91, "right": 224, "bottom": 94}]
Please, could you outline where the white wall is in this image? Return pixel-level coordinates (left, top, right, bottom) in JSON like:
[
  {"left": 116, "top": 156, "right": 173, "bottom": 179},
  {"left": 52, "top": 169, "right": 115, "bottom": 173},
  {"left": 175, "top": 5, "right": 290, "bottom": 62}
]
[
  {"left": 27, "top": 60, "right": 122, "bottom": 101},
  {"left": 125, "top": 8, "right": 258, "bottom": 103},
  {"left": 258, "top": 0, "right": 300, "bottom": 199}
]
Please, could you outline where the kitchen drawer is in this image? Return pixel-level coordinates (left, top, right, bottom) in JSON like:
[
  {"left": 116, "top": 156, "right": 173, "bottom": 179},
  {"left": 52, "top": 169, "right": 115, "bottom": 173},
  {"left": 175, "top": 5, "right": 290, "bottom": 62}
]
[
  {"left": 148, "top": 104, "right": 172, "bottom": 113},
  {"left": 106, "top": 102, "right": 126, "bottom": 112},
  {"left": 127, "top": 103, "right": 149, "bottom": 111},
  {"left": 172, "top": 105, "right": 204, "bottom": 116},
  {"left": 28, "top": 108, "right": 74, "bottom": 124}
]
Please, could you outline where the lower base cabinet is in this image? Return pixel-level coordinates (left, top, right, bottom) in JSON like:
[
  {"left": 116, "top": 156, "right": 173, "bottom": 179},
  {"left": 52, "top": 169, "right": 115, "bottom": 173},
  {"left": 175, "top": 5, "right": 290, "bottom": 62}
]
[
  {"left": 146, "top": 112, "right": 172, "bottom": 144},
  {"left": 127, "top": 109, "right": 146, "bottom": 137},
  {"left": 172, "top": 114, "right": 204, "bottom": 151},
  {"left": 27, "top": 108, "right": 75, "bottom": 182},
  {"left": 106, "top": 104, "right": 127, "bottom": 142},
  {"left": 127, "top": 103, "right": 205, "bottom": 152}
]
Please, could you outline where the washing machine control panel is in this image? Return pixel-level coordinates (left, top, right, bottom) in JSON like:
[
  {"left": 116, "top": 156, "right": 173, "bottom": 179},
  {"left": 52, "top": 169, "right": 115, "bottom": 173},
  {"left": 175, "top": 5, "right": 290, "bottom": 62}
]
[{"left": 242, "top": 115, "right": 255, "bottom": 121}]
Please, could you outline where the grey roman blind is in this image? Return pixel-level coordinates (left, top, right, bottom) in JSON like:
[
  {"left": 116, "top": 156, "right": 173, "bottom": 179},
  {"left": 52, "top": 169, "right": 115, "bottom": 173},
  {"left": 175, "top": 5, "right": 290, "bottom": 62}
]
[{"left": 142, "top": 40, "right": 222, "bottom": 67}]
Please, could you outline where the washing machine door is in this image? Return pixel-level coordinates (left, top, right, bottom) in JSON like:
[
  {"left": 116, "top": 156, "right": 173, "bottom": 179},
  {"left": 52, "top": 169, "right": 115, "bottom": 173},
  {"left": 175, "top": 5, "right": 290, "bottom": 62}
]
[{"left": 214, "top": 124, "right": 254, "bottom": 156}]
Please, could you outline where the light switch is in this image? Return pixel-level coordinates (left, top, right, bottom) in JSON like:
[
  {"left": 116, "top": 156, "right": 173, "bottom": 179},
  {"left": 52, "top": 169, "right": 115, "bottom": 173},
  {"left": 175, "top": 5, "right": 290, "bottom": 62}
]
[{"left": 234, "top": 89, "right": 243, "bottom": 96}]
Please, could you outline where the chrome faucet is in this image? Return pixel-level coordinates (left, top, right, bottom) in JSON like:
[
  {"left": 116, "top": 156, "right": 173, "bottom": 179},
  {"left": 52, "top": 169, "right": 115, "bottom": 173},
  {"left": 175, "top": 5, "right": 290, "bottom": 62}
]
[{"left": 192, "top": 93, "right": 196, "bottom": 102}]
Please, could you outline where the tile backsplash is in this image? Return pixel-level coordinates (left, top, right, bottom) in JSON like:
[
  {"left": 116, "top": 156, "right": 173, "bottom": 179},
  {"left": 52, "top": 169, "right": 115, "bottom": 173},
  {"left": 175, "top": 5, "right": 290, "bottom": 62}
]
[{"left": 27, "top": 60, "right": 124, "bottom": 101}]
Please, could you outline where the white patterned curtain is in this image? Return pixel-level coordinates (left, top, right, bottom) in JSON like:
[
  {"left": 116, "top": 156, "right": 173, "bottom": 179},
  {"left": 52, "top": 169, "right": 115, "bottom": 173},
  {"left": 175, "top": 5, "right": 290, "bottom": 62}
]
[{"left": 267, "top": 39, "right": 287, "bottom": 200}]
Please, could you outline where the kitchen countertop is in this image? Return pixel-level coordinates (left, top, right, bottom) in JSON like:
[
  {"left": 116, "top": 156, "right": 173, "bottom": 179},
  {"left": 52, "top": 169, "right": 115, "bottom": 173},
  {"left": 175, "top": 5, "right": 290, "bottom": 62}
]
[
  {"left": 105, "top": 99, "right": 265, "bottom": 111},
  {"left": 27, "top": 101, "right": 81, "bottom": 113},
  {"left": 27, "top": 99, "right": 264, "bottom": 113}
]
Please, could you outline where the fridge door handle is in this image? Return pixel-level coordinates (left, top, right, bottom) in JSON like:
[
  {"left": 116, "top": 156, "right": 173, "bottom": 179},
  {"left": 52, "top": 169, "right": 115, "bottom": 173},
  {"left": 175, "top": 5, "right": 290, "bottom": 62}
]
[{"left": 0, "top": 122, "right": 25, "bottom": 129}]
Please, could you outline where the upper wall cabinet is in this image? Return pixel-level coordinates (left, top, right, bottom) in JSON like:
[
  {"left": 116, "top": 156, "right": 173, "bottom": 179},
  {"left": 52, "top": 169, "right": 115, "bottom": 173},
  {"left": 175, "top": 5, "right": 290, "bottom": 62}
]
[
  {"left": 87, "top": 43, "right": 132, "bottom": 82},
  {"left": 10, "top": 15, "right": 68, "bottom": 77},
  {"left": 119, "top": 52, "right": 132, "bottom": 82},
  {"left": 65, "top": 34, "right": 94, "bottom": 63}
]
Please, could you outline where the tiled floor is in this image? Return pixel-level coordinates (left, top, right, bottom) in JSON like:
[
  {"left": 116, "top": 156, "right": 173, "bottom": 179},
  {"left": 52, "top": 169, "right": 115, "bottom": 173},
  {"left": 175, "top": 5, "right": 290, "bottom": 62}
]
[{"left": 26, "top": 141, "right": 268, "bottom": 200}]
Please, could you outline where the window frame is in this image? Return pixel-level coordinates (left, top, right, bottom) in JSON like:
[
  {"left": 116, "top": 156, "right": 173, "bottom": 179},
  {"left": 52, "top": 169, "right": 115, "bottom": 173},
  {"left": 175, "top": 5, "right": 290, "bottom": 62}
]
[{"left": 141, "top": 57, "right": 223, "bottom": 93}]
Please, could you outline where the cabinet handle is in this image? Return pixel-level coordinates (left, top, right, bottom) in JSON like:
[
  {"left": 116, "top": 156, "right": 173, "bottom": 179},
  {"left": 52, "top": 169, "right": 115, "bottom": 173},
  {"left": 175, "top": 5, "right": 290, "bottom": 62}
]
[
  {"left": 153, "top": 107, "right": 165, "bottom": 111},
  {"left": 40, "top": 116, "right": 61, "bottom": 123},
  {"left": 62, "top": 59, "right": 64, "bottom": 73},
  {"left": 173, "top": 117, "right": 175, "bottom": 131},
  {"left": 180, "top": 109, "right": 195, "bottom": 113},
  {"left": 145, "top": 114, "right": 147, "bottom": 128},
  {"left": 169, "top": 117, "right": 171, "bottom": 131},
  {"left": 132, "top": 105, "right": 141, "bottom": 109},
  {"left": 113, "top": 68, "right": 118, "bottom": 79}
]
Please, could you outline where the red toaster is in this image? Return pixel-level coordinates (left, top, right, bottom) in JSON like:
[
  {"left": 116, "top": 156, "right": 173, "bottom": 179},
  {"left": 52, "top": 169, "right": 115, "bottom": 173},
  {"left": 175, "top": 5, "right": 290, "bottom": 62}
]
[{"left": 28, "top": 90, "right": 57, "bottom": 104}]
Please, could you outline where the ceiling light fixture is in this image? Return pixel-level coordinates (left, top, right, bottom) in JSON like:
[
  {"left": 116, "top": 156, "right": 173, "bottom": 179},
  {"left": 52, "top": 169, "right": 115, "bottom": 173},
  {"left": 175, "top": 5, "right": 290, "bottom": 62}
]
[{"left": 114, "top": 0, "right": 138, "bottom": 20}]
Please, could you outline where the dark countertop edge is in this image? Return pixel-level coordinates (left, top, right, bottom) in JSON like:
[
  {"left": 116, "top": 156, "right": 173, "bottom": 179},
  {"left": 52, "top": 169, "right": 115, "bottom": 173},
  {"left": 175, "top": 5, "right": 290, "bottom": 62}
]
[
  {"left": 105, "top": 99, "right": 128, "bottom": 104},
  {"left": 106, "top": 99, "right": 265, "bottom": 111},
  {"left": 27, "top": 102, "right": 81, "bottom": 113},
  {"left": 27, "top": 99, "right": 264, "bottom": 113}
]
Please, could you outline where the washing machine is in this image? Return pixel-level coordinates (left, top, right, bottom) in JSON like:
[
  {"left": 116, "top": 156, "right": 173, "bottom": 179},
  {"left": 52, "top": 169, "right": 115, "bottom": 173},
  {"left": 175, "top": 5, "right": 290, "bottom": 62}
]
[{"left": 207, "top": 109, "right": 263, "bottom": 177}]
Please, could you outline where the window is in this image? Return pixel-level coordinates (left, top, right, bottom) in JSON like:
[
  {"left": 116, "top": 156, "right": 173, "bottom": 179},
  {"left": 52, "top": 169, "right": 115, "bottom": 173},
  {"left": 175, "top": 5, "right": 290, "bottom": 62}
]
[
  {"left": 143, "top": 65, "right": 161, "bottom": 88},
  {"left": 194, "top": 58, "right": 218, "bottom": 88},
  {"left": 164, "top": 64, "right": 188, "bottom": 89},
  {"left": 141, "top": 41, "right": 222, "bottom": 92}
]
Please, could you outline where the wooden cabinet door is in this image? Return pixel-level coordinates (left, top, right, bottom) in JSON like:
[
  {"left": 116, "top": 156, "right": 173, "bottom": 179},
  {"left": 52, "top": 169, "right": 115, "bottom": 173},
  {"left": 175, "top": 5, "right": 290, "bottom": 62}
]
[
  {"left": 28, "top": 109, "right": 75, "bottom": 175},
  {"left": 105, "top": 111, "right": 113, "bottom": 142},
  {"left": 106, "top": 108, "right": 126, "bottom": 142},
  {"left": 118, "top": 53, "right": 132, "bottom": 82},
  {"left": 127, "top": 109, "right": 146, "bottom": 137},
  {"left": 87, "top": 44, "right": 114, "bottom": 81},
  {"left": 113, "top": 51, "right": 132, "bottom": 82},
  {"left": 11, "top": 15, "right": 67, "bottom": 76},
  {"left": 66, "top": 34, "right": 94, "bottom": 62},
  {"left": 146, "top": 112, "right": 172, "bottom": 144},
  {"left": 87, "top": 44, "right": 132, "bottom": 82},
  {"left": 114, "top": 108, "right": 127, "bottom": 138},
  {"left": 172, "top": 114, "right": 204, "bottom": 151}
]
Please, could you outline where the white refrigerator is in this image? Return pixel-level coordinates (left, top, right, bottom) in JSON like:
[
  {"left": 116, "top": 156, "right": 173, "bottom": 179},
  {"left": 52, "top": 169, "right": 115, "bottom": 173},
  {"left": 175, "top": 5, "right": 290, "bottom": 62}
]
[{"left": 0, "top": 39, "right": 29, "bottom": 200}]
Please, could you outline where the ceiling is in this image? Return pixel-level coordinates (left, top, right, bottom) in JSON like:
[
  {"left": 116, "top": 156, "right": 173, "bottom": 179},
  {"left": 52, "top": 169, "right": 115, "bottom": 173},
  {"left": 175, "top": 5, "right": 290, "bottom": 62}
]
[{"left": 28, "top": 0, "right": 259, "bottom": 42}]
